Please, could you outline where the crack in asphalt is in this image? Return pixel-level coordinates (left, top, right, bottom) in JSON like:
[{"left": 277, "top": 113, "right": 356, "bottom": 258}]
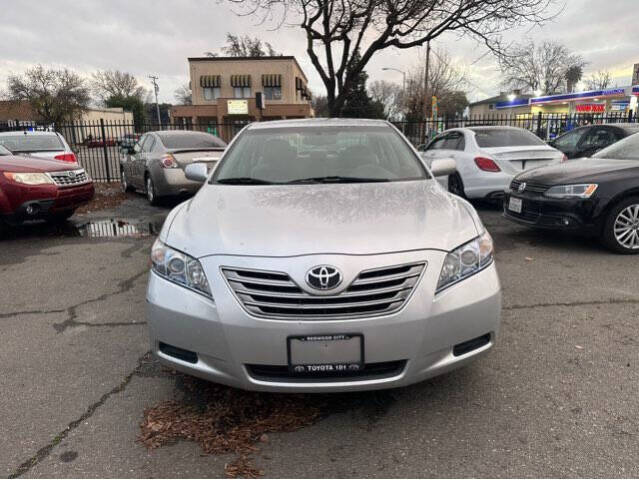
[
  {"left": 52, "top": 269, "right": 148, "bottom": 333},
  {"left": 1, "top": 269, "right": 148, "bottom": 328},
  {"left": 504, "top": 298, "right": 639, "bottom": 311},
  {"left": 8, "top": 351, "right": 153, "bottom": 479}
]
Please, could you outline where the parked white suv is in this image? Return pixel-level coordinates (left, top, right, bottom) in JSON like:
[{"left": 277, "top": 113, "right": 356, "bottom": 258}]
[{"left": 0, "top": 131, "right": 77, "bottom": 163}]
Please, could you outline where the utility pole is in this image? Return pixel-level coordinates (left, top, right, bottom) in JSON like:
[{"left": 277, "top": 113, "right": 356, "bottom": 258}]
[
  {"left": 422, "top": 40, "right": 431, "bottom": 143},
  {"left": 149, "top": 75, "right": 161, "bottom": 127}
]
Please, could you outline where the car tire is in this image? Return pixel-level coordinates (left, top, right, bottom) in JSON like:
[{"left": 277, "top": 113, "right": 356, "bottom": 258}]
[
  {"left": 448, "top": 173, "right": 466, "bottom": 199},
  {"left": 121, "top": 168, "right": 133, "bottom": 193},
  {"left": 601, "top": 196, "right": 639, "bottom": 254},
  {"left": 146, "top": 174, "right": 160, "bottom": 206}
]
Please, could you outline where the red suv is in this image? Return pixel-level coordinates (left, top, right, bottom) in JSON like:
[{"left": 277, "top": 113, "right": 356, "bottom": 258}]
[{"left": 0, "top": 145, "right": 94, "bottom": 225}]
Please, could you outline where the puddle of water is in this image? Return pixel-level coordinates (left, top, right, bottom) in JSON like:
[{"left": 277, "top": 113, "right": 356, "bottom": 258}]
[
  {"left": 75, "top": 219, "right": 158, "bottom": 239},
  {"left": 1, "top": 218, "right": 162, "bottom": 240}
]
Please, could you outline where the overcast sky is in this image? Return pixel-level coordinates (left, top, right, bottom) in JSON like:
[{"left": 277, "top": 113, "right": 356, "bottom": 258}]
[{"left": 1, "top": 0, "right": 637, "bottom": 104}]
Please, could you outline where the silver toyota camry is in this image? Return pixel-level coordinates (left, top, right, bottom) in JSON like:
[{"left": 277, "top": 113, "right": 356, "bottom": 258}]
[{"left": 147, "top": 119, "right": 501, "bottom": 392}]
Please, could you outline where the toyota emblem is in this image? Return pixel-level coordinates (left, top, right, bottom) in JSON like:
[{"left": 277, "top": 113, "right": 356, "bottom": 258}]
[
  {"left": 518, "top": 182, "right": 526, "bottom": 193},
  {"left": 68, "top": 171, "right": 76, "bottom": 179},
  {"left": 306, "top": 265, "right": 342, "bottom": 290}
]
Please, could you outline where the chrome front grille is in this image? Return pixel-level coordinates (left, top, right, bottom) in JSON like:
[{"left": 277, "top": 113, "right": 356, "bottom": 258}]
[
  {"left": 510, "top": 180, "right": 548, "bottom": 194},
  {"left": 49, "top": 169, "right": 89, "bottom": 186},
  {"left": 222, "top": 263, "right": 426, "bottom": 319}
]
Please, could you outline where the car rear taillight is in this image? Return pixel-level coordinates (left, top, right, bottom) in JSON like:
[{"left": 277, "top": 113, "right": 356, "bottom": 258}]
[
  {"left": 161, "top": 154, "right": 178, "bottom": 169},
  {"left": 54, "top": 153, "right": 77, "bottom": 163},
  {"left": 474, "top": 157, "right": 501, "bottom": 172}
]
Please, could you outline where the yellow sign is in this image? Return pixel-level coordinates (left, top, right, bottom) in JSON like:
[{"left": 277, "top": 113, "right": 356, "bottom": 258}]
[{"left": 227, "top": 99, "right": 249, "bottom": 115}]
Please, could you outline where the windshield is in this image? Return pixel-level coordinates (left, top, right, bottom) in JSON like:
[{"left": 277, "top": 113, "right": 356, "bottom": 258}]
[
  {"left": 0, "top": 144, "right": 11, "bottom": 156},
  {"left": 0, "top": 134, "right": 64, "bottom": 153},
  {"left": 158, "top": 132, "right": 226, "bottom": 150},
  {"left": 594, "top": 132, "right": 639, "bottom": 160},
  {"left": 472, "top": 128, "right": 546, "bottom": 148},
  {"left": 212, "top": 126, "right": 428, "bottom": 184}
]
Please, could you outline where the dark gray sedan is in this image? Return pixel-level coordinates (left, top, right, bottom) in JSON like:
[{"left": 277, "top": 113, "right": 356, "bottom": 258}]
[{"left": 120, "top": 130, "right": 226, "bottom": 204}]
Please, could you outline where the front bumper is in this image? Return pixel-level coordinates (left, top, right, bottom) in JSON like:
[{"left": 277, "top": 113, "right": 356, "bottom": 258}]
[
  {"left": 503, "top": 191, "right": 598, "bottom": 232},
  {"left": 0, "top": 181, "right": 94, "bottom": 222},
  {"left": 147, "top": 250, "right": 501, "bottom": 392}
]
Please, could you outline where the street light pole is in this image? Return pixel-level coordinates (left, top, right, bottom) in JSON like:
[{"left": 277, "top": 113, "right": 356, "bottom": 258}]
[
  {"left": 423, "top": 40, "right": 431, "bottom": 143},
  {"left": 149, "top": 75, "right": 161, "bottom": 127},
  {"left": 381, "top": 67, "right": 407, "bottom": 131}
]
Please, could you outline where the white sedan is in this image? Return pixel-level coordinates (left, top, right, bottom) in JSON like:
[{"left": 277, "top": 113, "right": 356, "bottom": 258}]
[{"left": 420, "top": 126, "right": 565, "bottom": 200}]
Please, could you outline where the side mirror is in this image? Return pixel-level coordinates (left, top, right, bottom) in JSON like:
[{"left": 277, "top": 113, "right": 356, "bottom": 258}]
[
  {"left": 185, "top": 163, "right": 208, "bottom": 183},
  {"left": 430, "top": 158, "right": 456, "bottom": 177}
]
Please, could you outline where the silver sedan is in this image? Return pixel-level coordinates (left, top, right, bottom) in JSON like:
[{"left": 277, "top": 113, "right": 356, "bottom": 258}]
[
  {"left": 146, "top": 119, "right": 501, "bottom": 392},
  {"left": 120, "top": 130, "right": 226, "bottom": 205}
]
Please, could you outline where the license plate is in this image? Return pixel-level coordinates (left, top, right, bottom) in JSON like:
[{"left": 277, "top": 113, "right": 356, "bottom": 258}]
[
  {"left": 508, "top": 196, "right": 523, "bottom": 214},
  {"left": 287, "top": 334, "right": 364, "bottom": 374}
]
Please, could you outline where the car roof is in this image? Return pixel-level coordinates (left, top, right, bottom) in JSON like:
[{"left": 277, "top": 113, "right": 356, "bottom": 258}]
[
  {"left": 0, "top": 130, "right": 59, "bottom": 136},
  {"left": 246, "top": 118, "right": 391, "bottom": 130}
]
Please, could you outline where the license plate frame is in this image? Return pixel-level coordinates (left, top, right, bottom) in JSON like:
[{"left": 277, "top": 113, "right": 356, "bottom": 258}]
[
  {"left": 287, "top": 334, "right": 364, "bottom": 375},
  {"left": 508, "top": 196, "right": 523, "bottom": 214}
]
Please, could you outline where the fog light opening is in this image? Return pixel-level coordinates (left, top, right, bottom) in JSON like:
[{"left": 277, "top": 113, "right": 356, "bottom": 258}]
[
  {"left": 25, "top": 204, "right": 40, "bottom": 216},
  {"left": 159, "top": 342, "right": 198, "bottom": 364},
  {"left": 453, "top": 334, "right": 491, "bottom": 357}
]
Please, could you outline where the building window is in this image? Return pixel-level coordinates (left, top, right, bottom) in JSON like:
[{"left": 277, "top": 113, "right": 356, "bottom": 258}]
[
  {"left": 203, "top": 87, "right": 221, "bottom": 100},
  {"left": 263, "top": 86, "right": 282, "bottom": 100},
  {"left": 233, "top": 86, "right": 252, "bottom": 99}
]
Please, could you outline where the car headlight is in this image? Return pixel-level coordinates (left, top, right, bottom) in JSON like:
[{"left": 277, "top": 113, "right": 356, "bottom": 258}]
[
  {"left": 3, "top": 172, "right": 54, "bottom": 185},
  {"left": 436, "top": 231, "right": 494, "bottom": 293},
  {"left": 544, "top": 184, "right": 598, "bottom": 199},
  {"left": 151, "top": 238, "right": 212, "bottom": 298}
]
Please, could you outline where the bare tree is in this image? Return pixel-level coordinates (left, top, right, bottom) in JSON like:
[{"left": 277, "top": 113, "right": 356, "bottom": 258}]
[
  {"left": 500, "top": 40, "right": 587, "bottom": 95},
  {"left": 368, "top": 80, "right": 403, "bottom": 120},
  {"left": 222, "top": 33, "right": 279, "bottom": 56},
  {"left": 6, "top": 65, "right": 91, "bottom": 125},
  {"left": 174, "top": 83, "right": 192, "bottom": 105},
  {"left": 584, "top": 70, "right": 613, "bottom": 91},
  {"left": 404, "top": 48, "right": 467, "bottom": 119},
  {"left": 229, "top": 0, "right": 558, "bottom": 116},
  {"left": 92, "top": 70, "right": 147, "bottom": 104}
]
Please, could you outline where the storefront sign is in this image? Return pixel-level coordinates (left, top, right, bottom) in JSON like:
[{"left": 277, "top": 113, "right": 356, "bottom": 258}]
[
  {"left": 495, "top": 97, "right": 530, "bottom": 109},
  {"left": 576, "top": 104, "right": 605, "bottom": 113},
  {"left": 531, "top": 88, "right": 626, "bottom": 105},
  {"left": 632, "top": 86, "right": 639, "bottom": 96},
  {"left": 227, "top": 99, "right": 249, "bottom": 115}
]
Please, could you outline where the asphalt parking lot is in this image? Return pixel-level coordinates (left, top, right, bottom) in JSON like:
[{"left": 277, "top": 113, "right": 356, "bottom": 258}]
[{"left": 2, "top": 195, "right": 638, "bottom": 478}]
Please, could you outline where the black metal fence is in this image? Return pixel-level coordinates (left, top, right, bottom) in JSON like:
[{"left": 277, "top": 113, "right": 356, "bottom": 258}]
[
  {"left": 393, "top": 110, "right": 638, "bottom": 146},
  {"left": 1, "top": 111, "right": 637, "bottom": 182}
]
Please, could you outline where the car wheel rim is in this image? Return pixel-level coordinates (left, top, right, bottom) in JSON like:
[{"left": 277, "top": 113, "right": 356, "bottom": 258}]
[
  {"left": 147, "top": 178, "right": 154, "bottom": 202},
  {"left": 614, "top": 204, "right": 639, "bottom": 249}
]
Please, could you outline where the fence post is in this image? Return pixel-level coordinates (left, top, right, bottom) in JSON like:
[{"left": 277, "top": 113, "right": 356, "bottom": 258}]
[
  {"left": 99, "top": 118, "right": 111, "bottom": 181},
  {"left": 536, "top": 111, "right": 542, "bottom": 138}
]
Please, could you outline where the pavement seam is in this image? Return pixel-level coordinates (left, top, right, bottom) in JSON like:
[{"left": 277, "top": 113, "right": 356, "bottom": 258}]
[
  {"left": 8, "top": 351, "right": 152, "bottom": 479},
  {"left": 504, "top": 298, "right": 639, "bottom": 310}
]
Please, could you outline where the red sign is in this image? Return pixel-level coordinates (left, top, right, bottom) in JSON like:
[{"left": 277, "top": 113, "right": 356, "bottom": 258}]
[{"left": 576, "top": 104, "right": 605, "bottom": 113}]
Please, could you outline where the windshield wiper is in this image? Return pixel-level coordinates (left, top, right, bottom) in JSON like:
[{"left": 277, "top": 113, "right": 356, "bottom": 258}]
[
  {"left": 215, "top": 177, "right": 275, "bottom": 185},
  {"left": 287, "top": 176, "right": 390, "bottom": 184}
]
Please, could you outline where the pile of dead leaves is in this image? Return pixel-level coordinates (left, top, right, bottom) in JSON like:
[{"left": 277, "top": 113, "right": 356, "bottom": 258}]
[
  {"left": 138, "top": 377, "right": 332, "bottom": 478},
  {"left": 76, "top": 182, "right": 128, "bottom": 214}
]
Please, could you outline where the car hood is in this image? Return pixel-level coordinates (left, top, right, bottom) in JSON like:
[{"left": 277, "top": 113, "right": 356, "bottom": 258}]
[
  {"left": 0, "top": 154, "right": 76, "bottom": 173},
  {"left": 515, "top": 158, "right": 639, "bottom": 185},
  {"left": 164, "top": 180, "right": 479, "bottom": 258}
]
